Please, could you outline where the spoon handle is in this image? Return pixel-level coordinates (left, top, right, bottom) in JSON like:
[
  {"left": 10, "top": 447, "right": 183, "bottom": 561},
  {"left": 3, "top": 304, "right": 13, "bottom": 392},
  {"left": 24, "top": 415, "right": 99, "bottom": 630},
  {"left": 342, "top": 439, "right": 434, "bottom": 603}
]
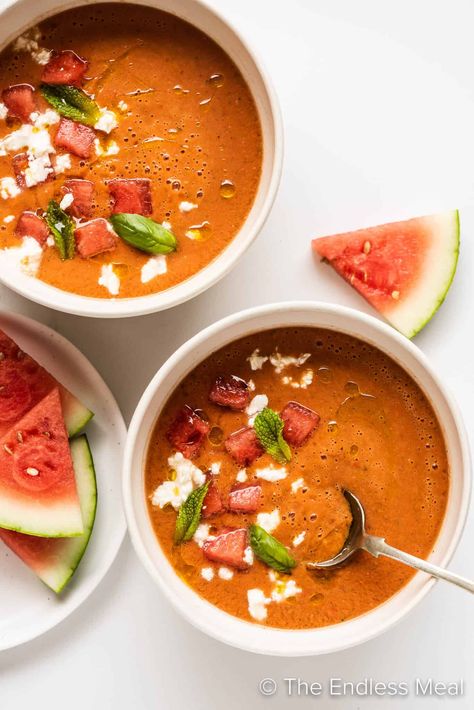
[{"left": 362, "top": 535, "right": 474, "bottom": 594}]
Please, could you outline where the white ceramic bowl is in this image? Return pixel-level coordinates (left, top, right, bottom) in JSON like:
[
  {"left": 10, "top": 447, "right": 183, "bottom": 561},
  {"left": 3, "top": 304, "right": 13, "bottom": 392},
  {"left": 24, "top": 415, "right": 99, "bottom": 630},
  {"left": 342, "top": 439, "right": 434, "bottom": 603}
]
[
  {"left": 0, "top": 0, "right": 282, "bottom": 317},
  {"left": 123, "top": 302, "right": 471, "bottom": 656}
]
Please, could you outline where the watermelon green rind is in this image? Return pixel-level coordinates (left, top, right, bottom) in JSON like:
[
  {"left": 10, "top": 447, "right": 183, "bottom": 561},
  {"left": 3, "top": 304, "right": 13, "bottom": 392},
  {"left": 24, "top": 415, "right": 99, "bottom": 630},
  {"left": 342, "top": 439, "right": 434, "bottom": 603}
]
[
  {"left": 0, "top": 435, "right": 97, "bottom": 593},
  {"left": 386, "top": 210, "right": 459, "bottom": 338},
  {"left": 41, "top": 435, "right": 97, "bottom": 593},
  {"left": 62, "top": 391, "right": 94, "bottom": 439},
  {"left": 0, "top": 498, "right": 84, "bottom": 538}
]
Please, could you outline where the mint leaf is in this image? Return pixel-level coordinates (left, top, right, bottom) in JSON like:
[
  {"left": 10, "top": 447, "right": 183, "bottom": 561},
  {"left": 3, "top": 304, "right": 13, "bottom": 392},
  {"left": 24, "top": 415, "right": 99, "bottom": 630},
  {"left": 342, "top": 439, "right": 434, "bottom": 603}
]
[
  {"left": 174, "top": 482, "right": 209, "bottom": 544},
  {"left": 253, "top": 407, "right": 291, "bottom": 464},
  {"left": 45, "top": 200, "right": 75, "bottom": 260},
  {"left": 109, "top": 213, "right": 177, "bottom": 255},
  {"left": 249, "top": 524, "right": 297, "bottom": 573},
  {"left": 40, "top": 84, "right": 100, "bottom": 126}
]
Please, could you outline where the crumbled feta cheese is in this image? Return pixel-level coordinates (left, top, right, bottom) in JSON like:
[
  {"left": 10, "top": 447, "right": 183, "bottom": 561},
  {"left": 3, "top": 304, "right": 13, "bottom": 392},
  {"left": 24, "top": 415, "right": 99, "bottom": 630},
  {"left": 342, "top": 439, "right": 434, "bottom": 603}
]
[
  {"left": 236, "top": 469, "right": 248, "bottom": 483},
  {"left": 270, "top": 577, "right": 302, "bottom": 602},
  {"left": 243, "top": 546, "right": 254, "bottom": 565},
  {"left": 193, "top": 523, "right": 215, "bottom": 548},
  {"left": 247, "top": 589, "right": 270, "bottom": 621},
  {"left": 46, "top": 236, "right": 55, "bottom": 247},
  {"left": 291, "top": 477, "right": 305, "bottom": 493},
  {"left": 59, "top": 192, "right": 74, "bottom": 211},
  {"left": 0, "top": 237, "right": 43, "bottom": 277},
  {"left": 256, "top": 509, "right": 281, "bottom": 533},
  {"left": 210, "top": 461, "right": 221, "bottom": 475},
  {"left": 255, "top": 466, "right": 288, "bottom": 482},
  {"left": 94, "top": 138, "right": 104, "bottom": 157},
  {"left": 179, "top": 200, "right": 198, "bottom": 213},
  {"left": 270, "top": 351, "right": 311, "bottom": 374},
  {"left": 3, "top": 215, "right": 14, "bottom": 224},
  {"left": 246, "top": 394, "right": 268, "bottom": 425},
  {"left": 0, "top": 109, "right": 62, "bottom": 191},
  {"left": 201, "top": 567, "right": 214, "bottom": 581},
  {"left": 151, "top": 451, "right": 206, "bottom": 510},
  {"left": 293, "top": 531, "right": 306, "bottom": 547},
  {"left": 247, "top": 348, "right": 268, "bottom": 371},
  {"left": 94, "top": 108, "right": 118, "bottom": 133},
  {"left": 117, "top": 100, "right": 128, "bottom": 112},
  {"left": 13, "top": 29, "right": 50, "bottom": 65},
  {"left": 0, "top": 103, "right": 7, "bottom": 120},
  {"left": 140, "top": 255, "right": 167, "bottom": 283},
  {"left": 0, "top": 121, "right": 54, "bottom": 158},
  {"left": 98, "top": 264, "right": 120, "bottom": 296},
  {"left": 248, "top": 379, "right": 256, "bottom": 391},
  {"left": 105, "top": 140, "right": 119, "bottom": 155},
  {"left": 33, "top": 109, "right": 60, "bottom": 128},
  {"left": 218, "top": 567, "right": 234, "bottom": 580},
  {"left": 162, "top": 220, "right": 172, "bottom": 231},
  {"left": 0, "top": 178, "right": 21, "bottom": 200},
  {"left": 282, "top": 368, "right": 314, "bottom": 389},
  {"left": 33, "top": 48, "right": 52, "bottom": 65},
  {"left": 95, "top": 138, "right": 120, "bottom": 157},
  {"left": 54, "top": 153, "right": 71, "bottom": 174},
  {"left": 24, "top": 154, "right": 53, "bottom": 187}
]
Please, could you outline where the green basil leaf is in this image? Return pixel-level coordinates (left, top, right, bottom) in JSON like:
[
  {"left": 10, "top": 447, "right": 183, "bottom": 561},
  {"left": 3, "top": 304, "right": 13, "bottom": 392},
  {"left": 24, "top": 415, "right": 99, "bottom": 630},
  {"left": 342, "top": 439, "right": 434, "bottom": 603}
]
[
  {"left": 109, "top": 213, "right": 177, "bottom": 255},
  {"left": 249, "top": 524, "right": 297, "bottom": 573},
  {"left": 253, "top": 407, "right": 291, "bottom": 464},
  {"left": 45, "top": 200, "right": 75, "bottom": 260},
  {"left": 174, "top": 482, "right": 209, "bottom": 544},
  {"left": 40, "top": 84, "right": 100, "bottom": 126}
]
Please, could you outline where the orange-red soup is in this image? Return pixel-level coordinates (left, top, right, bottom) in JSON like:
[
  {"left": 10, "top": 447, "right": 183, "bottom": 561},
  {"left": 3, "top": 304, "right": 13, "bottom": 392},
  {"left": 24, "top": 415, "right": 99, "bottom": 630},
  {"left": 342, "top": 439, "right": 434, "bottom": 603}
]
[
  {"left": 145, "top": 328, "right": 449, "bottom": 629},
  {"left": 0, "top": 4, "right": 262, "bottom": 298}
]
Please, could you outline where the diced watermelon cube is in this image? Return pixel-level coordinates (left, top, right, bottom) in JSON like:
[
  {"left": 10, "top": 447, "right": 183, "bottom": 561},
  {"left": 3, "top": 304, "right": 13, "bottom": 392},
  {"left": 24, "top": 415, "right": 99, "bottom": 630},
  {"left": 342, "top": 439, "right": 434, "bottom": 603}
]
[
  {"left": 74, "top": 218, "right": 117, "bottom": 258},
  {"left": 202, "top": 477, "right": 224, "bottom": 518},
  {"left": 281, "top": 401, "right": 320, "bottom": 446},
  {"left": 166, "top": 405, "right": 210, "bottom": 459},
  {"left": 15, "top": 211, "right": 49, "bottom": 246},
  {"left": 224, "top": 426, "right": 264, "bottom": 467},
  {"left": 62, "top": 179, "right": 94, "bottom": 218},
  {"left": 55, "top": 118, "right": 95, "bottom": 159},
  {"left": 12, "top": 153, "right": 28, "bottom": 188},
  {"left": 108, "top": 178, "right": 152, "bottom": 215},
  {"left": 2, "top": 84, "right": 36, "bottom": 122},
  {"left": 228, "top": 483, "right": 262, "bottom": 513},
  {"left": 202, "top": 527, "right": 249, "bottom": 569},
  {"left": 41, "top": 50, "right": 88, "bottom": 86},
  {"left": 209, "top": 374, "right": 250, "bottom": 410}
]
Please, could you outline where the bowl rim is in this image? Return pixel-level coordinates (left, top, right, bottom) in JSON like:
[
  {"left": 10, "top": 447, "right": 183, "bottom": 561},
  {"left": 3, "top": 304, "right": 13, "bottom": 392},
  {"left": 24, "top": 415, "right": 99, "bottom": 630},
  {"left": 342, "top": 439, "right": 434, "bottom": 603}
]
[
  {"left": 0, "top": 0, "right": 284, "bottom": 318},
  {"left": 122, "top": 301, "right": 472, "bottom": 656}
]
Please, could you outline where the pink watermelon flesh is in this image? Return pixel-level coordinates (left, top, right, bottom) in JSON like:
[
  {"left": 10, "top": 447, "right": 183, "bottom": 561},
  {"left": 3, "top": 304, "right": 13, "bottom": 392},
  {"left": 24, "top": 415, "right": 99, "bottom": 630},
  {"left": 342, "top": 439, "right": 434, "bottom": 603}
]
[
  {"left": 0, "top": 329, "right": 93, "bottom": 438},
  {"left": 0, "top": 387, "right": 83, "bottom": 537},
  {"left": 312, "top": 211, "right": 459, "bottom": 338}
]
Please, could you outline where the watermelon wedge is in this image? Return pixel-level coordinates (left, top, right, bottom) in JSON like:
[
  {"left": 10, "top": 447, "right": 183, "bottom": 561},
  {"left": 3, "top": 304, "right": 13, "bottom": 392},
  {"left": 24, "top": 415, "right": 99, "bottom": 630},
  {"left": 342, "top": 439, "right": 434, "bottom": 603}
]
[
  {"left": 0, "top": 329, "right": 93, "bottom": 438},
  {"left": 312, "top": 211, "right": 460, "bottom": 338},
  {"left": 0, "top": 435, "right": 97, "bottom": 593},
  {"left": 0, "top": 388, "right": 84, "bottom": 537}
]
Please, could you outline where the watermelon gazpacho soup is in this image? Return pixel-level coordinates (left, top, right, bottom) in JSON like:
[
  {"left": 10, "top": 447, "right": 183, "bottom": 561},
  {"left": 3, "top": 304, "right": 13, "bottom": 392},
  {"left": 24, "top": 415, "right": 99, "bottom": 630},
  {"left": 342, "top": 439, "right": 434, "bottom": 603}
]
[
  {"left": 145, "top": 328, "right": 449, "bottom": 629},
  {"left": 0, "top": 4, "right": 262, "bottom": 298}
]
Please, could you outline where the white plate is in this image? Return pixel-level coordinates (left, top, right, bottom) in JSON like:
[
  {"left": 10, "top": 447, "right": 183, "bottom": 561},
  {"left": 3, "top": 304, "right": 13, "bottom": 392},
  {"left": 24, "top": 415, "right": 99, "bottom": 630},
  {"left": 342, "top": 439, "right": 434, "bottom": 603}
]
[{"left": 0, "top": 310, "right": 127, "bottom": 651}]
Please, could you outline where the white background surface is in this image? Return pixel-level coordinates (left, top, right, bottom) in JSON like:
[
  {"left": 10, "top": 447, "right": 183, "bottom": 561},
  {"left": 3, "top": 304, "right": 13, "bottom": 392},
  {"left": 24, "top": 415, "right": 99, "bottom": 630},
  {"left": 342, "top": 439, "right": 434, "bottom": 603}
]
[{"left": 0, "top": 0, "right": 473, "bottom": 708}]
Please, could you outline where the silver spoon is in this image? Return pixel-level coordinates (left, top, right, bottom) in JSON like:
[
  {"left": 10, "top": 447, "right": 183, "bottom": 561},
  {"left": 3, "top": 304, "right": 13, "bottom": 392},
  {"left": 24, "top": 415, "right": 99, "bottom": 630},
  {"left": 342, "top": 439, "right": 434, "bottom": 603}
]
[{"left": 306, "top": 490, "right": 473, "bottom": 593}]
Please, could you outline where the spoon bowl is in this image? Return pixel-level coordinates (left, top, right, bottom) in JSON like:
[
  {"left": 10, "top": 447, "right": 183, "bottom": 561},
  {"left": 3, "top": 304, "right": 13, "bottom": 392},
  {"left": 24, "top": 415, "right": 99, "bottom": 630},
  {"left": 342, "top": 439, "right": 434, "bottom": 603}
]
[{"left": 306, "top": 489, "right": 473, "bottom": 594}]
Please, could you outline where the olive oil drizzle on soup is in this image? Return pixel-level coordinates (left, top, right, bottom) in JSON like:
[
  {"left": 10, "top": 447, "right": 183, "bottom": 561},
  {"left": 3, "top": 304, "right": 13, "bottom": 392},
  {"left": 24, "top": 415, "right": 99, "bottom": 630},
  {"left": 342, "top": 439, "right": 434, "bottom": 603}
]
[
  {"left": 0, "top": 4, "right": 262, "bottom": 298},
  {"left": 146, "top": 328, "right": 449, "bottom": 630}
]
